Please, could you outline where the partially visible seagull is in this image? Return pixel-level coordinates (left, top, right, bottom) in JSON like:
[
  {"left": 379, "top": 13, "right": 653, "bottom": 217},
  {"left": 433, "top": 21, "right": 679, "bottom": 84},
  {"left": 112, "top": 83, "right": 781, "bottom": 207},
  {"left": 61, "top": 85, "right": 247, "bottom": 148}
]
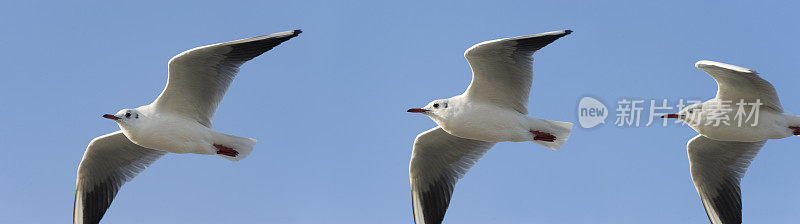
[
  {"left": 406, "top": 30, "right": 573, "bottom": 224},
  {"left": 663, "top": 60, "right": 800, "bottom": 224},
  {"left": 74, "top": 29, "right": 301, "bottom": 224}
]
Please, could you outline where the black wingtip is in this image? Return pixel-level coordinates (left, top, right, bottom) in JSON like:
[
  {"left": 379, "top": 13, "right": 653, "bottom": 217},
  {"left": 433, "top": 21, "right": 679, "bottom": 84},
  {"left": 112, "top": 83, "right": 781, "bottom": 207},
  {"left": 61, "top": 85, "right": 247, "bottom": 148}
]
[
  {"left": 509, "top": 30, "right": 573, "bottom": 53},
  {"left": 293, "top": 29, "right": 303, "bottom": 36}
]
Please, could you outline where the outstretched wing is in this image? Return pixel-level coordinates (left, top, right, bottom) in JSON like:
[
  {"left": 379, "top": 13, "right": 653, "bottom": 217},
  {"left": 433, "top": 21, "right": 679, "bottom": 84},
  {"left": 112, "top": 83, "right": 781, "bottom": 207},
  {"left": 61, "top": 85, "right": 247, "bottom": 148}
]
[
  {"left": 153, "top": 30, "right": 302, "bottom": 127},
  {"left": 409, "top": 127, "right": 496, "bottom": 224},
  {"left": 696, "top": 60, "right": 783, "bottom": 112},
  {"left": 687, "top": 135, "right": 765, "bottom": 224},
  {"left": 74, "top": 131, "right": 166, "bottom": 224},
  {"left": 463, "top": 30, "right": 572, "bottom": 114}
]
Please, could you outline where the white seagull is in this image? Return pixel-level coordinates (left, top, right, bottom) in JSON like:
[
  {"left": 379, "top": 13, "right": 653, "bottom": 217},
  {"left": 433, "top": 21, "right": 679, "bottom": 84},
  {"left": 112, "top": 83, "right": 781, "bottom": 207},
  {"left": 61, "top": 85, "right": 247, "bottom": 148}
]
[
  {"left": 406, "top": 30, "right": 573, "bottom": 224},
  {"left": 74, "top": 30, "right": 301, "bottom": 224},
  {"left": 663, "top": 60, "right": 800, "bottom": 224}
]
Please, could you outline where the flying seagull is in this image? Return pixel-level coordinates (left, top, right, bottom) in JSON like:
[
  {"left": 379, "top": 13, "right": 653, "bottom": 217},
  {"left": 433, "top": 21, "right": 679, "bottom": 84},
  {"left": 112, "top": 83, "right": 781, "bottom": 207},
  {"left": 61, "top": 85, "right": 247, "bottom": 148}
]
[
  {"left": 663, "top": 60, "right": 800, "bottom": 224},
  {"left": 74, "top": 29, "right": 301, "bottom": 224},
  {"left": 407, "top": 30, "right": 573, "bottom": 224}
]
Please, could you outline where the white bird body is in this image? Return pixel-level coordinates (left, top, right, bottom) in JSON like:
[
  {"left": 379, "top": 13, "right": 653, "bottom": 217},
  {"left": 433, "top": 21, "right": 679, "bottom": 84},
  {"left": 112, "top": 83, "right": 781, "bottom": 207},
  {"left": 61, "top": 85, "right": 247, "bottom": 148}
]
[
  {"left": 115, "top": 105, "right": 255, "bottom": 156},
  {"left": 684, "top": 99, "right": 798, "bottom": 142},
  {"left": 433, "top": 95, "right": 530, "bottom": 142},
  {"left": 431, "top": 95, "right": 571, "bottom": 146},
  {"left": 118, "top": 105, "right": 208, "bottom": 154}
]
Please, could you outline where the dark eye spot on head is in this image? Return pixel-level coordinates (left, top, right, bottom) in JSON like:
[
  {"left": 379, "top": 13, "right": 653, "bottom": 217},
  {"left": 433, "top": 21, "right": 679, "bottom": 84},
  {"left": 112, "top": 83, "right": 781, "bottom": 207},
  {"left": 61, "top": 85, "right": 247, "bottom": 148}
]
[
  {"left": 125, "top": 112, "right": 131, "bottom": 118},
  {"left": 433, "top": 103, "right": 439, "bottom": 108},
  {"left": 443, "top": 103, "right": 448, "bottom": 108},
  {"left": 135, "top": 114, "right": 139, "bottom": 119}
]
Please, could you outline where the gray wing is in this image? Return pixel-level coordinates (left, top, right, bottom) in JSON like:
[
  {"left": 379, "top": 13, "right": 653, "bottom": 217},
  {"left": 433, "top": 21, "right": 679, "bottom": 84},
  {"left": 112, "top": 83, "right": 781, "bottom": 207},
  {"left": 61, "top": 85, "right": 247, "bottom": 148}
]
[
  {"left": 687, "top": 135, "right": 765, "bottom": 224},
  {"left": 74, "top": 131, "right": 166, "bottom": 224},
  {"left": 409, "top": 127, "right": 497, "bottom": 224},
  {"left": 153, "top": 30, "right": 302, "bottom": 127},
  {"left": 463, "top": 30, "right": 572, "bottom": 114},
  {"left": 696, "top": 60, "right": 783, "bottom": 112}
]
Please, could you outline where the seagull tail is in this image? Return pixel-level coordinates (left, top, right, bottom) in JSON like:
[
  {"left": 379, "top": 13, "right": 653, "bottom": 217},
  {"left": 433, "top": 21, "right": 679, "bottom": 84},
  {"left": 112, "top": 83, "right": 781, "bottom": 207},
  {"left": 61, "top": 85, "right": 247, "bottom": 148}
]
[
  {"left": 529, "top": 118, "right": 573, "bottom": 150},
  {"left": 792, "top": 115, "right": 800, "bottom": 126},
  {"left": 212, "top": 131, "right": 257, "bottom": 162}
]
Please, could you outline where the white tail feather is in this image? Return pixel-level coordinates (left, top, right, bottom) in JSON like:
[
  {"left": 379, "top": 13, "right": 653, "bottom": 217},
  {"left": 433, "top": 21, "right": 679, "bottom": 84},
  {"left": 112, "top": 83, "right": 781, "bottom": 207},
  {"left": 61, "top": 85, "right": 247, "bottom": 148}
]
[
  {"left": 212, "top": 132, "right": 257, "bottom": 161},
  {"left": 530, "top": 119, "right": 573, "bottom": 150}
]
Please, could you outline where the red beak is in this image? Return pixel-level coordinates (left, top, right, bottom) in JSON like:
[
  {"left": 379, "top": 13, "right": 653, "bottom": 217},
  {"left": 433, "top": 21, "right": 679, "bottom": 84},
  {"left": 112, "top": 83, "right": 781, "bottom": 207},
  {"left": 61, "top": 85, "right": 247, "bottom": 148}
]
[
  {"left": 661, "top": 114, "right": 680, "bottom": 119},
  {"left": 407, "top": 108, "right": 429, "bottom": 113},
  {"left": 103, "top": 114, "right": 121, "bottom": 120}
]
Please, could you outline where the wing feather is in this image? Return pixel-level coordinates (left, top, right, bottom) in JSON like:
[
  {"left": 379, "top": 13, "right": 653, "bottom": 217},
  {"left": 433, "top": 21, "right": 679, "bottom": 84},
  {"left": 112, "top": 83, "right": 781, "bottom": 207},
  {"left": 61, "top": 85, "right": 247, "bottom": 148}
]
[
  {"left": 463, "top": 30, "right": 571, "bottom": 114},
  {"left": 74, "top": 131, "right": 166, "bottom": 224},
  {"left": 409, "top": 127, "right": 496, "bottom": 224},
  {"left": 687, "top": 135, "right": 764, "bottom": 224},
  {"left": 153, "top": 30, "right": 301, "bottom": 127},
  {"left": 696, "top": 60, "right": 782, "bottom": 112}
]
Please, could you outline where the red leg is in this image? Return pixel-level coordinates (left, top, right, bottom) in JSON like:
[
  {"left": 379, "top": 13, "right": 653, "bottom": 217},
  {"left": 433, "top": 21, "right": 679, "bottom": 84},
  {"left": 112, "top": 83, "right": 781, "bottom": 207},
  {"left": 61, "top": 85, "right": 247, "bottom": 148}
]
[
  {"left": 530, "top": 130, "right": 557, "bottom": 142},
  {"left": 214, "top": 144, "right": 239, "bottom": 157},
  {"left": 790, "top": 126, "right": 800, "bottom": 135}
]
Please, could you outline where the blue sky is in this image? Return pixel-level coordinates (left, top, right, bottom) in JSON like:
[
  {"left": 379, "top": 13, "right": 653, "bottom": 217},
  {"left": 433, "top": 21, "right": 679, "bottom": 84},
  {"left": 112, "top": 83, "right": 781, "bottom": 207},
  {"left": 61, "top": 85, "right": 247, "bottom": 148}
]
[{"left": 1, "top": 1, "right": 799, "bottom": 223}]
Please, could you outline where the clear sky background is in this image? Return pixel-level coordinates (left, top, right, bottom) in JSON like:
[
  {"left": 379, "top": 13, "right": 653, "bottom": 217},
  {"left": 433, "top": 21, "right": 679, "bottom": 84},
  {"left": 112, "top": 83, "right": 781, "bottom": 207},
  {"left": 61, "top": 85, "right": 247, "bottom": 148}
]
[{"left": 1, "top": 1, "right": 799, "bottom": 223}]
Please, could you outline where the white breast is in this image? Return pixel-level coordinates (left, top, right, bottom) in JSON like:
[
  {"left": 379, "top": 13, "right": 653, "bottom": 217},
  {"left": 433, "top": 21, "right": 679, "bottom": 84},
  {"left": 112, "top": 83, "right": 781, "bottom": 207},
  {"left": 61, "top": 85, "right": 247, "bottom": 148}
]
[
  {"left": 692, "top": 109, "right": 793, "bottom": 142},
  {"left": 120, "top": 113, "right": 214, "bottom": 154},
  {"left": 439, "top": 102, "right": 530, "bottom": 142}
]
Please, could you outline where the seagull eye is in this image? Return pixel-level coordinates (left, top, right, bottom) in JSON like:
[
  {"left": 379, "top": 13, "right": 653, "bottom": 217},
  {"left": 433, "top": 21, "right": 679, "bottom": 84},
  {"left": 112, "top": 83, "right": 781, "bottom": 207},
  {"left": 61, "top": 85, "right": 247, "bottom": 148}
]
[
  {"left": 433, "top": 103, "right": 440, "bottom": 108},
  {"left": 125, "top": 112, "right": 131, "bottom": 118}
]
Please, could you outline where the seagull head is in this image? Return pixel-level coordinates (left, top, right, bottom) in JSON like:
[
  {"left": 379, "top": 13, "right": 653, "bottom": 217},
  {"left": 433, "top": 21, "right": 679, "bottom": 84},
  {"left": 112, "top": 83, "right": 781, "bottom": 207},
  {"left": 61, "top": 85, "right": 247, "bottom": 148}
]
[
  {"left": 103, "top": 109, "right": 141, "bottom": 124},
  {"left": 408, "top": 99, "right": 452, "bottom": 119}
]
